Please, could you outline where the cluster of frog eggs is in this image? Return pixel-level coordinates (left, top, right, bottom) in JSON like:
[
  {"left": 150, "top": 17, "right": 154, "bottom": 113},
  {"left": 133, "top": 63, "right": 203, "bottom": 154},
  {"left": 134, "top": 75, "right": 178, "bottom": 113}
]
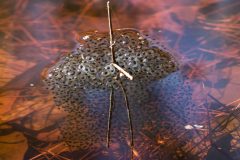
[
  {"left": 43, "top": 29, "right": 179, "bottom": 150},
  {"left": 44, "top": 29, "right": 178, "bottom": 92}
]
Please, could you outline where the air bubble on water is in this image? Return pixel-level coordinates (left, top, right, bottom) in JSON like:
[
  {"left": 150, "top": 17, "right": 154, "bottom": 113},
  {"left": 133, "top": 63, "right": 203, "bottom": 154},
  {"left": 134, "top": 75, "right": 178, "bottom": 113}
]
[{"left": 83, "top": 35, "right": 90, "bottom": 40}]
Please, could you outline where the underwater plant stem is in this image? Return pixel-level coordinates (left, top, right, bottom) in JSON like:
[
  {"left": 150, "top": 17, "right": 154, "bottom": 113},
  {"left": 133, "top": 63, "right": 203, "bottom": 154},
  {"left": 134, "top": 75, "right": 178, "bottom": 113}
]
[{"left": 107, "top": 87, "right": 114, "bottom": 147}]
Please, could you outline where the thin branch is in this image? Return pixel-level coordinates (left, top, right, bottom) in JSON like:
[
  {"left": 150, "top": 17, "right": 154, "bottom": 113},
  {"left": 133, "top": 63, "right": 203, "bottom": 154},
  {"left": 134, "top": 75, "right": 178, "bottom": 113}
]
[
  {"left": 106, "top": 2, "right": 134, "bottom": 159},
  {"left": 111, "top": 63, "right": 133, "bottom": 80},
  {"left": 107, "top": 87, "right": 114, "bottom": 147},
  {"left": 107, "top": 1, "right": 133, "bottom": 80},
  {"left": 107, "top": 1, "right": 115, "bottom": 63},
  {"left": 118, "top": 80, "right": 134, "bottom": 160}
]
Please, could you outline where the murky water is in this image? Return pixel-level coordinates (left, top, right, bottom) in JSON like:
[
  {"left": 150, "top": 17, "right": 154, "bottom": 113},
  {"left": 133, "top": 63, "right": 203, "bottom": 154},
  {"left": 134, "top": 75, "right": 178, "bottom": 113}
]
[{"left": 0, "top": 0, "right": 239, "bottom": 160}]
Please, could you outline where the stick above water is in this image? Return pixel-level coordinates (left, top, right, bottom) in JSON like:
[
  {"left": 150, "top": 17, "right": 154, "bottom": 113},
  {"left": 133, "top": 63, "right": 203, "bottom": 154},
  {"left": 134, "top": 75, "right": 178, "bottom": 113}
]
[
  {"left": 106, "top": 2, "right": 134, "bottom": 160},
  {"left": 107, "top": 1, "right": 133, "bottom": 80}
]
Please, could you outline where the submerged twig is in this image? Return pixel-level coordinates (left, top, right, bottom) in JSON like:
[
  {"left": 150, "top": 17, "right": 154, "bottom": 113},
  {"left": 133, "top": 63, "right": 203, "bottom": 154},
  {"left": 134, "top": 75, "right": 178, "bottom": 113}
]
[
  {"left": 107, "top": 87, "right": 114, "bottom": 147},
  {"left": 118, "top": 80, "right": 134, "bottom": 160}
]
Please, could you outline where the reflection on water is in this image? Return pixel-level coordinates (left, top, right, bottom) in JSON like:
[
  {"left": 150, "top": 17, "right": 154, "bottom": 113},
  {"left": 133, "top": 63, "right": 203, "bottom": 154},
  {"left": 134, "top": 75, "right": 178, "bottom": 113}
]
[{"left": 0, "top": 0, "right": 239, "bottom": 160}]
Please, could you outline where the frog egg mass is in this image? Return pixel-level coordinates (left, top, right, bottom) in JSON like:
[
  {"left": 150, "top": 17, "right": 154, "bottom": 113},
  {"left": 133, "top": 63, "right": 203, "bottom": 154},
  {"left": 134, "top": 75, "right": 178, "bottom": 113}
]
[{"left": 42, "top": 28, "right": 179, "bottom": 150}]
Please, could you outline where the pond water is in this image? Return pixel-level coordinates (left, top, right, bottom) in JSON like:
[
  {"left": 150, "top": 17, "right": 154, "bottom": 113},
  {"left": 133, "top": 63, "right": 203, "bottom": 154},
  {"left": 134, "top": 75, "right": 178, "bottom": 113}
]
[{"left": 0, "top": 0, "right": 239, "bottom": 160}]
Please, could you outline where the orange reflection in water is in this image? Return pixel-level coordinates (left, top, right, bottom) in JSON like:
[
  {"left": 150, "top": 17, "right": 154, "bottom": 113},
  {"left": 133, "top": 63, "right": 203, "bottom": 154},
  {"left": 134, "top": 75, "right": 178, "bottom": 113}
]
[{"left": 0, "top": 0, "right": 240, "bottom": 160}]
